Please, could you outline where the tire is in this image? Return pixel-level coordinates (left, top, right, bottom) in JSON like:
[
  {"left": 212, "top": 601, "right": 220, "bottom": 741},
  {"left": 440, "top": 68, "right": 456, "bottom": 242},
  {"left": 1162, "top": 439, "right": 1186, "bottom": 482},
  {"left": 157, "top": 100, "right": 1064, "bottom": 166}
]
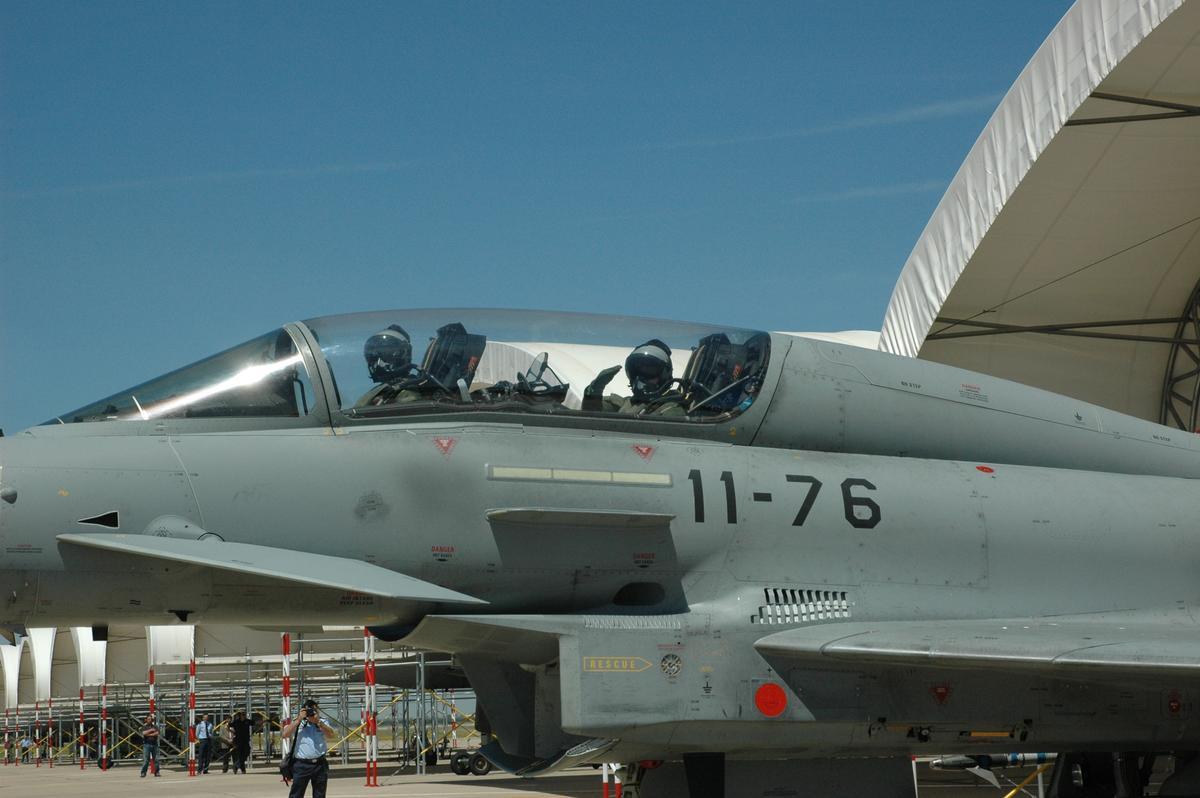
[
  {"left": 469, "top": 753, "right": 491, "bottom": 776},
  {"left": 450, "top": 754, "right": 470, "bottom": 775}
]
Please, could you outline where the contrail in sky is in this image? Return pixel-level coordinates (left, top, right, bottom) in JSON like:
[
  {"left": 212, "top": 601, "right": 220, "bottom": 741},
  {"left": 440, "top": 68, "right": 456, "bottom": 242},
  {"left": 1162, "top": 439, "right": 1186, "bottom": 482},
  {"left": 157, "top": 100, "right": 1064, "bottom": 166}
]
[
  {"left": 1, "top": 161, "right": 416, "bottom": 199},
  {"left": 794, "top": 179, "right": 948, "bottom": 202},
  {"left": 636, "top": 92, "right": 1002, "bottom": 151},
  {"left": 579, "top": 178, "right": 948, "bottom": 224}
]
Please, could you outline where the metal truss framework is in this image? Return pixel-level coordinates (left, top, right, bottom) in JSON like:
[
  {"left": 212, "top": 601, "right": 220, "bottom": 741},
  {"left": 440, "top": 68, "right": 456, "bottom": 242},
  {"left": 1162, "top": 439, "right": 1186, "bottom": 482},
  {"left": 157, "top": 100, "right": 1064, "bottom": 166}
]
[
  {"left": 1161, "top": 276, "right": 1200, "bottom": 432},
  {"left": 1065, "top": 92, "right": 1200, "bottom": 127},
  {"left": 929, "top": 274, "right": 1200, "bottom": 432}
]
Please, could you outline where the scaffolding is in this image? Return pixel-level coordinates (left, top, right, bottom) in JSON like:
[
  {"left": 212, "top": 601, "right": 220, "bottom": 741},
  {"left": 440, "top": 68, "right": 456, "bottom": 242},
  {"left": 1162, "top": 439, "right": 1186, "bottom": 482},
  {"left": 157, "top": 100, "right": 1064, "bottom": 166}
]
[{"left": 1, "top": 636, "right": 477, "bottom": 773}]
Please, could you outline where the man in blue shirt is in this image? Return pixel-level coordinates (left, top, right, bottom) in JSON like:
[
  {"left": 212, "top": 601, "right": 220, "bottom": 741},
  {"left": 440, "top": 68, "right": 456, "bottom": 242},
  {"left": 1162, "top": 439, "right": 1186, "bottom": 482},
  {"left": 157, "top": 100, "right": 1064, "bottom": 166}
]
[
  {"left": 282, "top": 699, "right": 336, "bottom": 798},
  {"left": 195, "top": 713, "right": 214, "bottom": 774}
]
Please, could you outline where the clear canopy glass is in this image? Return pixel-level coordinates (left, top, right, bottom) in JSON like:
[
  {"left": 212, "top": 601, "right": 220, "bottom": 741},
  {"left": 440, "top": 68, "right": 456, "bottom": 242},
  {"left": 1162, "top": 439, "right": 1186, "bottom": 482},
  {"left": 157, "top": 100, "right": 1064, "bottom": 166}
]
[
  {"left": 48, "top": 309, "right": 770, "bottom": 425},
  {"left": 49, "top": 329, "right": 316, "bottom": 424},
  {"left": 306, "top": 309, "right": 770, "bottom": 420}
]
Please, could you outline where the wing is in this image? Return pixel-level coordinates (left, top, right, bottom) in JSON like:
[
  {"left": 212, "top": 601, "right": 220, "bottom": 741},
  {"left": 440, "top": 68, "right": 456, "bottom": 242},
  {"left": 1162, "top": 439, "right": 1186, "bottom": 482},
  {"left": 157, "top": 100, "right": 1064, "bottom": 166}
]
[
  {"left": 56, "top": 532, "right": 485, "bottom": 604},
  {"left": 754, "top": 615, "right": 1200, "bottom": 680}
]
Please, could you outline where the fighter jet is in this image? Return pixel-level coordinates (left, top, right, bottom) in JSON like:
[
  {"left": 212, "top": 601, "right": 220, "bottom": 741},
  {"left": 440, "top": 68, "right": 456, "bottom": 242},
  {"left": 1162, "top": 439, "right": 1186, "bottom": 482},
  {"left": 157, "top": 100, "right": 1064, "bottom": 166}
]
[{"left": 2, "top": 306, "right": 1200, "bottom": 798}]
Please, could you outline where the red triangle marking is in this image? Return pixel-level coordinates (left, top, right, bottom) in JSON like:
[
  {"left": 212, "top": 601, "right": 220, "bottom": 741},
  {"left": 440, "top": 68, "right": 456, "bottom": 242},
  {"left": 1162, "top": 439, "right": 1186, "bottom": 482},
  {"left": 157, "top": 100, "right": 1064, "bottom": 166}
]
[
  {"left": 930, "top": 684, "right": 952, "bottom": 705},
  {"left": 632, "top": 445, "right": 655, "bottom": 461},
  {"left": 433, "top": 437, "right": 457, "bottom": 456}
]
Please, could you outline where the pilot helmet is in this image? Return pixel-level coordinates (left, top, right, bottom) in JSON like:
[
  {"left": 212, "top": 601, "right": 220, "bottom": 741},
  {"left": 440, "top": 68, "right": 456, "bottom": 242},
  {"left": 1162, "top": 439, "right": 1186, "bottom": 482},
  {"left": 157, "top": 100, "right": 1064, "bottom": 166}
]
[
  {"left": 364, "top": 325, "right": 412, "bottom": 383},
  {"left": 625, "top": 339, "right": 673, "bottom": 400}
]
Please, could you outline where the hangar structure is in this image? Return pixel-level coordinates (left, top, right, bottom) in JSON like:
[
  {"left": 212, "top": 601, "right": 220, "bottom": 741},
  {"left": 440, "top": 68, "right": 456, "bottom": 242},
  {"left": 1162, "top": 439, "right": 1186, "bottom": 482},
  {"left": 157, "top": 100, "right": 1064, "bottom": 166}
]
[{"left": 881, "top": 0, "right": 1200, "bottom": 429}]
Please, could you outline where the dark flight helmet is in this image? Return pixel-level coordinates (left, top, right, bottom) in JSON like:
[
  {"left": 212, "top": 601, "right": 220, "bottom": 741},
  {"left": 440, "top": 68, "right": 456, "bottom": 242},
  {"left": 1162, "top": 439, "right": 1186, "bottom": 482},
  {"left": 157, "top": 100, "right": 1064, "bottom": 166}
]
[
  {"left": 364, "top": 325, "right": 412, "bottom": 383},
  {"left": 625, "top": 339, "right": 673, "bottom": 400}
]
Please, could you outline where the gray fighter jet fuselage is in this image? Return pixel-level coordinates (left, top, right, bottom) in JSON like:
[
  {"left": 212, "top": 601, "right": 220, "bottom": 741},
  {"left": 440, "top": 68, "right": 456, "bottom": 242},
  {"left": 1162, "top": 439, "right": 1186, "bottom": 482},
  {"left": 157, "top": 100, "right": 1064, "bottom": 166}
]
[{"left": 2, "top": 309, "right": 1198, "bottom": 796}]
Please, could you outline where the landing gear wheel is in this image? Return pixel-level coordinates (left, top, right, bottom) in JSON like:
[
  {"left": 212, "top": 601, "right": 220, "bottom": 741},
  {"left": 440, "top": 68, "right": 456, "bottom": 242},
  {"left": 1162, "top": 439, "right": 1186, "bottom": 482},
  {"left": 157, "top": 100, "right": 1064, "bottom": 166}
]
[
  {"left": 469, "top": 753, "right": 492, "bottom": 776},
  {"left": 450, "top": 754, "right": 470, "bottom": 775}
]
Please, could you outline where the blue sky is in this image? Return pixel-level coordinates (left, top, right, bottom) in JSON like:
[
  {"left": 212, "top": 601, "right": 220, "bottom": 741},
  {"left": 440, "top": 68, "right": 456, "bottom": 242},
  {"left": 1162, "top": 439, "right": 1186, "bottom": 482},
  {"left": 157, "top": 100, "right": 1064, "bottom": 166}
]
[{"left": 1, "top": 1, "right": 1071, "bottom": 431}]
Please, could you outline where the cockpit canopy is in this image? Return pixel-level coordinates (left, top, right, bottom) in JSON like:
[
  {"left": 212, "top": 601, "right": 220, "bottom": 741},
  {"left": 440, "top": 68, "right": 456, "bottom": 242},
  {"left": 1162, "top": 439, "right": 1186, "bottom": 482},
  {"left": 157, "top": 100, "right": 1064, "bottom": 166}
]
[
  {"left": 48, "top": 309, "right": 770, "bottom": 426},
  {"left": 50, "top": 329, "right": 315, "bottom": 424}
]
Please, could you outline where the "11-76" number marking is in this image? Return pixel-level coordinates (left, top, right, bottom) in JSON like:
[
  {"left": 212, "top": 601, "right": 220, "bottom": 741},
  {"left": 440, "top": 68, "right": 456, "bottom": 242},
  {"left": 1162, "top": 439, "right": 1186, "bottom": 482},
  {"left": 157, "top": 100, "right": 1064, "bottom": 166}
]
[{"left": 687, "top": 470, "right": 880, "bottom": 529}]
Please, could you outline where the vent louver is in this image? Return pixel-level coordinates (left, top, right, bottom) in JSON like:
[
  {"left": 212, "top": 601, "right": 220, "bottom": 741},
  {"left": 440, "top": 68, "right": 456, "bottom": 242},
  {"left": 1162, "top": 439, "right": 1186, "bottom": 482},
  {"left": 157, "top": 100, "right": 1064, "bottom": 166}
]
[{"left": 752, "top": 588, "right": 850, "bottom": 624}]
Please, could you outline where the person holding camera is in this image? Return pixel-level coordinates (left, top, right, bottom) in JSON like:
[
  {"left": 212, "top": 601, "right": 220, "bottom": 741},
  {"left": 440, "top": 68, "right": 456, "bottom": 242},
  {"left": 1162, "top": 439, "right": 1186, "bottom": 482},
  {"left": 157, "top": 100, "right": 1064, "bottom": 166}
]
[{"left": 282, "top": 700, "right": 336, "bottom": 798}]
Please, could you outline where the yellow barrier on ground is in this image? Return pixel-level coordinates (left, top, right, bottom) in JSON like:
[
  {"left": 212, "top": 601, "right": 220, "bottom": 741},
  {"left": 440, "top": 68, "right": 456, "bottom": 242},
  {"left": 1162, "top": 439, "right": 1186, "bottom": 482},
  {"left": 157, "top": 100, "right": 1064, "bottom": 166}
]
[{"left": 1002, "top": 763, "right": 1053, "bottom": 798}]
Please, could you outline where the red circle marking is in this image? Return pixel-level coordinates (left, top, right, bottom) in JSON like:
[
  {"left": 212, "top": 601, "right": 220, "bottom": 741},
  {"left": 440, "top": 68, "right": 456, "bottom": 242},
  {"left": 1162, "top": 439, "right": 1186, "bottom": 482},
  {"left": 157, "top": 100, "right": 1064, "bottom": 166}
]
[
  {"left": 976, "top": 465, "right": 995, "bottom": 473},
  {"left": 754, "top": 683, "right": 787, "bottom": 717}
]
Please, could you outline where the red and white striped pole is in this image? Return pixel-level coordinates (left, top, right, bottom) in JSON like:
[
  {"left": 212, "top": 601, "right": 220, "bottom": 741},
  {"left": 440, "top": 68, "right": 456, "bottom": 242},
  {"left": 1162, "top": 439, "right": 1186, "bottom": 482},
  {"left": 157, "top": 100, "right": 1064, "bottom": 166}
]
[
  {"left": 363, "top": 629, "right": 378, "bottom": 787},
  {"left": 99, "top": 682, "right": 108, "bottom": 771},
  {"left": 33, "top": 701, "right": 40, "bottom": 767},
  {"left": 601, "top": 763, "right": 624, "bottom": 798},
  {"left": 47, "top": 698, "right": 53, "bottom": 768},
  {"left": 187, "top": 657, "right": 197, "bottom": 776},
  {"left": 77, "top": 688, "right": 85, "bottom": 769},
  {"left": 281, "top": 633, "right": 292, "bottom": 764},
  {"left": 3, "top": 708, "right": 10, "bottom": 766},
  {"left": 146, "top": 666, "right": 156, "bottom": 773}
]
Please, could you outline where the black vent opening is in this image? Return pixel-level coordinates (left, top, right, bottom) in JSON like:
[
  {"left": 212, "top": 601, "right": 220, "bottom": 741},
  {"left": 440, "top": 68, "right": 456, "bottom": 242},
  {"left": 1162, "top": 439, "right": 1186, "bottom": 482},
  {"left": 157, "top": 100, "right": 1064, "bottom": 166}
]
[
  {"left": 613, "top": 582, "right": 666, "bottom": 607},
  {"left": 77, "top": 511, "right": 119, "bottom": 528}
]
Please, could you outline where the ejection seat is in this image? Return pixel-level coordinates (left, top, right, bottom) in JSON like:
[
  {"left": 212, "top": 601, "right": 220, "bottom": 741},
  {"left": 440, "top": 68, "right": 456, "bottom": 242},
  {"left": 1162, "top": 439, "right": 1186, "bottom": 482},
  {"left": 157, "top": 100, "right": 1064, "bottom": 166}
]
[
  {"left": 681, "top": 332, "right": 770, "bottom": 414},
  {"left": 418, "top": 322, "right": 487, "bottom": 401}
]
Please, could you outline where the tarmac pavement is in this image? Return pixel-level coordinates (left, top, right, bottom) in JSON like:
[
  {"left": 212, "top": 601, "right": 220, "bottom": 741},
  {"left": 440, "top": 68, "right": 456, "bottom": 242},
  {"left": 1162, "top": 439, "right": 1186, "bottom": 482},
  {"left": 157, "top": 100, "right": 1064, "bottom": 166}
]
[
  {"left": 0, "top": 760, "right": 1058, "bottom": 798},
  {"left": 0, "top": 762, "right": 599, "bottom": 798}
]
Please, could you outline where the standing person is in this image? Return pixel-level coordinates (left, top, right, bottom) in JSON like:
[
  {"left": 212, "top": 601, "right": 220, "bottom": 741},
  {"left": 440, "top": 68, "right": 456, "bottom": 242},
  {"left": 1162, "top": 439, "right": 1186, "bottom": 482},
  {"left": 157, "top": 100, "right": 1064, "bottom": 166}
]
[
  {"left": 264, "top": 712, "right": 279, "bottom": 759},
  {"left": 217, "top": 716, "right": 235, "bottom": 772},
  {"left": 139, "top": 714, "right": 161, "bottom": 777},
  {"left": 251, "top": 711, "right": 268, "bottom": 760},
  {"left": 230, "top": 710, "right": 253, "bottom": 773},
  {"left": 281, "top": 699, "right": 336, "bottom": 798},
  {"left": 195, "top": 713, "right": 214, "bottom": 774}
]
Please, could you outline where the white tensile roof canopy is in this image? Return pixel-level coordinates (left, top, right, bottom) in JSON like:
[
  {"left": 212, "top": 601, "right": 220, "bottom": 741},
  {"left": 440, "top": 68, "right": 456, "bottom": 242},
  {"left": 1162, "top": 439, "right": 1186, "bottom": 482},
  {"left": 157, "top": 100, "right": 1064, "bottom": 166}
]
[{"left": 880, "top": 0, "right": 1200, "bottom": 429}]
